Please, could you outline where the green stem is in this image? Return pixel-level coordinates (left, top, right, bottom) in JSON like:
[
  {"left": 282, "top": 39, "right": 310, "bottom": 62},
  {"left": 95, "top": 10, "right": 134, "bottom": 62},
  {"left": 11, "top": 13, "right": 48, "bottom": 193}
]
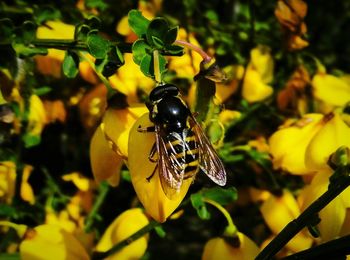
[
  {"left": 153, "top": 50, "right": 162, "bottom": 84},
  {"left": 203, "top": 198, "right": 237, "bottom": 236},
  {"left": 92, "top": 220, "right": 160, "bottom": 259},
  {"left": 255, "top": 165, "right": 350, "bottom": 260},
  {"left": 84, "top": 181, "right": 110, "bottom": 233},
  {"left": 0, "top": 221, "right": 27, "bottom": 237}
]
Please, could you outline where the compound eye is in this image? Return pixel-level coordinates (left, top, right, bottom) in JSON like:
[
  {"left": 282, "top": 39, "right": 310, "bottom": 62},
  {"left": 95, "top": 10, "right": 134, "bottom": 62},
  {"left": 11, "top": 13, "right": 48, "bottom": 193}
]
[{"left": 150, "top": 84, "right": 179, "bottom": 101}]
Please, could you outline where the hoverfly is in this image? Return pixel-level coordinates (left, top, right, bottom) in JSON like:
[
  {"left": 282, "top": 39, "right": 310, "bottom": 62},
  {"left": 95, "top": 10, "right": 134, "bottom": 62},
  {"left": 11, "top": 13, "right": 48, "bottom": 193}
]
[{"left": 138, "top": 83, "right": 226, "bottom": 199}]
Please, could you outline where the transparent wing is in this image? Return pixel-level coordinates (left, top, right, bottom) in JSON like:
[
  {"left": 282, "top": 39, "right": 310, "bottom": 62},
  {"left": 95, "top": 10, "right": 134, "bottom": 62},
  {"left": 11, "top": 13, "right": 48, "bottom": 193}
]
[
  {"left": 190, "top": 116, "right": 227, "bottom": 186},
  {"left": 155, "top": 125, "right": 185, "bottom": 199}
]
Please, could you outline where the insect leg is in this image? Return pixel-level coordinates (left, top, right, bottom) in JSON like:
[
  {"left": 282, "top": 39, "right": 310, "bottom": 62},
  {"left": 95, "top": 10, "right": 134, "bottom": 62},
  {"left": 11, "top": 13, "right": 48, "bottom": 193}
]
[
  {"left": 138, "top": 125, "right": 156, "bottom": 133},
  {"left": 148, "top": 143, "right": 158, "bottom": 163},
  {"left": 146, "top": 164, "right": 158, "bottom": 182}
]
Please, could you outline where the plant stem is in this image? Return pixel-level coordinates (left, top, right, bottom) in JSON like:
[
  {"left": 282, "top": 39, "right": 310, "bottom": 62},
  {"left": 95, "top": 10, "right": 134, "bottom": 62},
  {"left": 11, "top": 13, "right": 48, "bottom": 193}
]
[
  {"left": 255, "top": 165, "right": 350, "bottom": 260},
  {"left": 92, "top": 220, "right": 161, "bottom": 259},
  {"left": 153, "top": 50, "right": 162, "bottom": 84},
  {"left": 203, "top": 198, "right": 237, "bottom": 236},
  {"left": 84, "top": 181, "right": 110, "bottom": 233},
  {"left": 175, "top": 40, "right": 212, "bottom": 63}
]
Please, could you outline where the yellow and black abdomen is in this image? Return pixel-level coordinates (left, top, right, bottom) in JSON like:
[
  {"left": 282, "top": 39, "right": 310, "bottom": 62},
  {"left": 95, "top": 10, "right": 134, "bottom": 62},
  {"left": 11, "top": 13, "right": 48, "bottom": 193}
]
[{"left": 165, "top": 129, "right": 200, "bottom": 180}]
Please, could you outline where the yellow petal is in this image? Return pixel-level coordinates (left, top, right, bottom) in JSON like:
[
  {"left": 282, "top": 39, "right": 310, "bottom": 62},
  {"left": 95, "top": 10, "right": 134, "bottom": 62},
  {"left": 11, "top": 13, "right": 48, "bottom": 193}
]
[
  {"left": 0, "top": 161, "right": 16, "bottom": 204},
  {"left": 250, "top": 46, "right": 274, "bottom": 84},
  {"left": 299, "top": 169, "right": 346, "bottom": 242},
  {"left": 62, "top": 172, "right": 91, "bottom": 192},
  {"left": 103, "top": 105, "right": 149, "bottom": 158},
  {"left": 260, "top": 190, "right": 313, "bottom": 252},
  {"left": 305, "top": 113, "right": 350, "bottom": 171},
  {"left": 312, "top": 74, "right": 350, "bottom": 107},
  {"left": 20, "top": 165, "right": 35, "bottom": 205},
  {"left": 218, "top": 110, "right": 241, "bottom": 127},
  {"left": 90, "top": 124, "right": 123, "bottom": 186},
  {"left": 269, "top": 113, "right": 325, "bottom": 174},
  {"left": 128, "top": 113, "right": 195, "bottom": 222},
  {"left": 20, "top": 224, "right": 89, "bottom": 260},
  {"left": 28, "top": 95, "right": 47, "bottom": 136},
  {"left": 116, "top": 16, "right": 131, "bottom": 36},
  {"left": 242, "top": 69, "right": 273, "bottom": 103},
  {"left": 202, "top": 232, "right": 260, "bottom": 260},
  {"left": 96, "top": 208, "right": 149, "bottom": 260}
]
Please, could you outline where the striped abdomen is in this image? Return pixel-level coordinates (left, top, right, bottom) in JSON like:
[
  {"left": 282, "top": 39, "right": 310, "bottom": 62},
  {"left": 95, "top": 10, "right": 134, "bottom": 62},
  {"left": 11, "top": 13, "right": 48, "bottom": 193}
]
[{"left": 165, "top": 129, "right": 200, "bottom": 179}]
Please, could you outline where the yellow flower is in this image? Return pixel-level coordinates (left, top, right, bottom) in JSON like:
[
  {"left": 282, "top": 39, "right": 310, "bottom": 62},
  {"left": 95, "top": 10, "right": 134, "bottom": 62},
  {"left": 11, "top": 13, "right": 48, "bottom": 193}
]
[
  {"left": 128, "top": 113, "right": 195, "bottom": 222},
  {"left": 260, "top": 190, "right": 313, "bottom": 252},
  {"left": 90, "top": 105, "right": 148, "bottom": 186},
  {"left": 20, "top": 165, "right": 35, "bottom": 205},
  {"left": 0, "top": 161, "right": 16, "bottom": 204},
  {"left": 109, "top": 54, "right": 154, "bottom": 104},
  {"left": 218, "top": 110, "right": 241, "bottom": 127},
  {"left": 305, "top": 113, "right": 350, "bottom": 172},
  {"left": 312, "top": 73, "right": 350, "bottom": 109},
  {"left": 36, "top": 21, "right": 75, "bottom": 78},
  {"left": 269, "top": 113, "right": 325, "bottom": 174},
  {"left": 27, "top": 94, "right": 47, "bottom": 137},
  {"left": 242, "top": 46, "right": 274, "bottom": 103},
  {"left": 62, "top": 172, "right": 92, "bottom": 192},
  {"left": 20, "top": 224, "right": 89, "bottom": 260},
  {"left": 96, "top": 208, "right": 149, "bottom": 260},
  {"left": 299, "top": 168, "right": 348, "bottom": 242},
  {"left": 202, "top": 232, "right": 260, "bottom": 260}
]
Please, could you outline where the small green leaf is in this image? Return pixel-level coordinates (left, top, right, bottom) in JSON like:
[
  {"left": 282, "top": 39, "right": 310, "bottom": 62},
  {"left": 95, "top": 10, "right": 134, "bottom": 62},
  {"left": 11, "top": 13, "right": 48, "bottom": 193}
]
[
  {"left": 154, "top": 226, "right": 166, "bottom": 238},
  {"left": 190, "top": 193, "right": 210, "bottom": 220},
  {"left": 0, "top": 253, "right": 20, "bottom": 260},
  {"left": 200, "top": 187, "right": 237, "bottom": 206},
  {"left": 85, "top": 0, "right": 108, "bottom": 10},
  {"left": 164, "top": 26, "right": 178, "bottom": 45},
  {"left": 12, "top": 43, "right": 48, "bottom": 58},
  {"left": 62, "top": 51, "right": 80, "bottom": 78},
  {"left": 165, "top": 45, "right": 184, "bottom": 56},
  {"left": 152, "top": 36, "right": 164, "bottom": 49},
  {"left": 95, "top": 46, "right": 124, "bottom": 78},
  {"left": 132, "top": 39, "right": 151, "bottom": 65},
  {"left": 0, "top": 18, "right": 15, "bottom": 44},
  {"left": 140, "top": 53, "right": 153, "bottom": 77},
  {"left": 74, "top": 24, "right": 91, "bottom": 41},
  {"left": 146, "top": 18, "right": 168, "bottom": 47},
  {"left": 33, "top": 86, "right": 52, "bottom": 96},
  {"left": 22, "top": 134, "right": 41, "bottom": 148},
  {"left": 85, "top": 16, "right": 101, "bottom": 30},
  {"left": 128, "top": 10, "right": 150, "bottom": 38},
  {"left": 18, "top": 21, "right": 37, "bottom": 44},
  {"left": 87, "top": 33, "right": 110, "bottom": 59},
  {"left": 34, "top": 5, "right": 61, "bottom": 24}
]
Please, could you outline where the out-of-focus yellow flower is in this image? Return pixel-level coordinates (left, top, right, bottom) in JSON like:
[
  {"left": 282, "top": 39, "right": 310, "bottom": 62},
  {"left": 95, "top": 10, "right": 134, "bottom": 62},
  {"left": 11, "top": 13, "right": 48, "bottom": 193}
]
[
  {"left": 128, "top": 113, "right": 195, "bottom": 222},
  {"left": 269, "top": 113, "right": 326, "bottom": 174},
  {"left": 305, "top": 113, "right": 350, "bottom": 171},
  {"left": 218, "top": 109, "right": 241, "bottom": 127},
  {"left": 27, "top": 94, "right": 47, "bottom": 137},
  {"left": 0, "top": 161, "right": 16, "bottom": 204},
  {"left": 109, "top": 54, "right": 154, "bottom": 104},
  {"left": 260, "top": 190, "right": 313, "bottom": 252},
  {"left": 20, "top": 165, "right": 35, "bottom": 205},
  {"left": 90, "top": 105, "right": 148, "bottom": 186},
  {"left": 312, "top": 73, "right": 350, "bottom": 110},
  {"left": 299, "top": 168, "right": 348, "bottom": 242},
  {"left": 20, "top": 224, "right": 89, "bottom": 260},
  {"left": 36, "top": 21, "right": 75, "bottom": 77},
  {"left": 62, "top": 172, "right": 92, "bottom": 192},
  {"left": 43, "top": 100, "right": 67, "bottom": 124},
  {"left": 202, "top": 232, "right": 260, "bottom": 260},
  {"left": 96, "top": 208, "right": 149, "bottom": 260},
  {"left": 242, "top": 46, "right": 274, "bottom": 103}
]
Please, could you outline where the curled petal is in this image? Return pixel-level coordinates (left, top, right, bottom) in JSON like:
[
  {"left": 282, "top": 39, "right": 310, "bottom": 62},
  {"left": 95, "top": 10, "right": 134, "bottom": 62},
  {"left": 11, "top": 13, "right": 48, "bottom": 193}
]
[
  {"left": 242, "top": 69, "right": 273, "bottom": 103},
  {"left": 96, "top": 208, "right": 149, "bottom": 259},
  {"left": 128, "top": 113, "right": 194, "bottom": 222},
  {"left": 90, "top": 124, "right": 123, "bottom": 186}
]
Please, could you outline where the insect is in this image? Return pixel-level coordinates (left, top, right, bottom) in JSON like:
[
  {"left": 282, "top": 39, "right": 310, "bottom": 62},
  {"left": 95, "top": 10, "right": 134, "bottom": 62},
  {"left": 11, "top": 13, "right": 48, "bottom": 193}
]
[{"left": 138, "top": 83, "right": 226, "bottom": 199}]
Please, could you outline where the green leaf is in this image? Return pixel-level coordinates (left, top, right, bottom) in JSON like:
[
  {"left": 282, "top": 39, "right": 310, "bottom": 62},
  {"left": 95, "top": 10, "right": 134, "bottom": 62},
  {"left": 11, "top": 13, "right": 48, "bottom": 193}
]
[
  {"left": 0, "top": 18, "right": 15, "bottom": 44},
  {"left": 0, "top": 253, "right": 20, "bottom": 260},
  {"left": 128, "top": 10, "right": 150, "bottom": 38},
  {"left": 146, "top": 18, "right": 168, "bottom": 47},
  {"left": 12, "top": 43, "right": 48, "bottom": 58},
  {"left": 62, "top": 51, "right": 80, "bottom": 78},
  {"left": 85, "top": 0, "right": 108, "bottom": 10},
  {"left": 190, "top": 193, "right": 210, "bottom": 220},
  {"left": 95, "top": 46, "right": 124, "bottom": 78},
  {"left": 152, "top": 36, "right": 165, "bottom": 49},
  {"left": 165, "top": 45, "right": 184, "bottom": 56},
  {"left": 132, "top": 39, "right": 151, "bottom": 65},
  {"left": 22, "top": 134, "right": 41, "bottom": 148},
  {"left": 34, "top": 5, "right": 61, "bottom": 24},
  {"left": 87, "top": 33, "right": 110, "bottom": 59},
  {"left": 74, "top": 24, "right": 91, "bottom": 41},
  {"left": 85, "top": 16, "right": 101, "bottom": 30},
  {"left": 33, "top": 86, "right": 52, "bottom": 96},
  {"left": 140, "top": 53, "right": 153, "bottom": 77},
  {"left": 154, "top": 226, "right": 166, "bottom": 238},
  {"left": 0, "top": 204, "right": 17, "bottom": 217},
  {"left": 18, "top": 21, "right": 37, "bottom": 44},
  {"left": 164, "top": 26, "right": 178, "bottom": 45},
  {"left": 199, "top": 187, "right": 237, "bottom": 206}
]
